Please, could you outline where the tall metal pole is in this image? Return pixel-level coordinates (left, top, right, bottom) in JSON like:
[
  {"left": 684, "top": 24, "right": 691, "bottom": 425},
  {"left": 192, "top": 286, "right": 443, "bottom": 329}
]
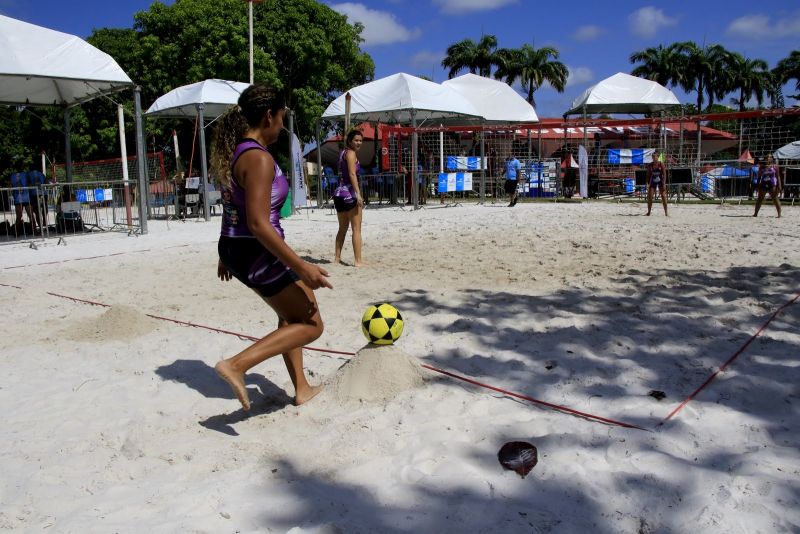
[
  {"left": 197, "top": 103, "right": 210, "bottom": 221},
  {"left": 411, "top": 110, "right": 418, "bottom": 209},
  {"left": 288, "top": 108, "right": 297, "bottom": 213},
  {"left": 64, "top": 108, "right": 73, "bottom": 183},
  {"left": 134, "top": 86, "right": 149, "bottom": 234},
  {"left": 315, "top": 119, "right": 323, "bottom": 208},
  {"left": 479, "top": 124, "right": 485, "bottom": 203},
  {"left": 248, "top": 0, "right": 254, "bottom": 84}
]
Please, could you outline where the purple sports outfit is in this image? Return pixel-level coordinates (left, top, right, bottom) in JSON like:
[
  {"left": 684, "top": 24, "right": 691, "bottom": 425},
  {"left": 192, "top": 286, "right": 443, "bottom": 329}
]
[
  {"left": 218, "top": 139, "right": 299, "bottom": 297},
  {"left": 759, "top": 165, "right": 778, "bottom": 189},
  {"left": 649, "top": 164, "right": 665, "bottom": 188},
  {"left": 333, "top": 149, "right": 360, "bottom": 212}
]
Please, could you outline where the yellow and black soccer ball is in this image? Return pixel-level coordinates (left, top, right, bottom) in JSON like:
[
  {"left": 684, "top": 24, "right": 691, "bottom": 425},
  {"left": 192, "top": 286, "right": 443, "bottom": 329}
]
[{"left": 361, "top": 303, "right": 404, "bottom": 345}]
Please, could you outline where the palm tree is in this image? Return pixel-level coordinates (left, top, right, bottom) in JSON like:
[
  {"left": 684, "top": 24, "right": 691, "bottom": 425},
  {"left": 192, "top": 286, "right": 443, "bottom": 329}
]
[
  {"left": 629, "top": 43, "right": 684, "bottom": 87},
  {"left": 725, "top": 52, "right": 770, "bottom": 111},
  {"left": 493, "top": 44, "right": 568, "bottom": 106},
  {"left": 673, "top": 41, "right": 730, "bottom": 111},
  {"left": 775, "top": 50, "right": 800, "bottom": 98},
  {"left": 441, "top": 35, "right": 498, "bottom": 78}
]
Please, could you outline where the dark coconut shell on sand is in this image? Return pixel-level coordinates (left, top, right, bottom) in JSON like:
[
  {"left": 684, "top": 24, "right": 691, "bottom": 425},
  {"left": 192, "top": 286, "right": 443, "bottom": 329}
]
[{"left": 498, "top": 441, "right": 538, "bottom": 478}]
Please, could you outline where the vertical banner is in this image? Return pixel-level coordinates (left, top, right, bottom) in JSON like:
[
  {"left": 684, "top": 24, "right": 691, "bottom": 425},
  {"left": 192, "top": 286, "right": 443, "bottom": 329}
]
[
  {"left": 291, "top": 133, "right": 308, "bottom": 207},
  {"left": 578, "top": 145, "right": 588, "bottom": 198}
]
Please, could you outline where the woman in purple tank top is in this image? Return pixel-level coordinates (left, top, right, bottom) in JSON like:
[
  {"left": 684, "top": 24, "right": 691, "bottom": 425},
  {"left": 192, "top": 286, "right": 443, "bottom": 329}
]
[
  {"left": 209, "top": 84, "right": 331, "bottom": 411},
  {"left": 753, "top": 154, "right": 781, "bottom": 218},
  {"left": 333, "top": 129, "right": 366, "bottom": 266}
]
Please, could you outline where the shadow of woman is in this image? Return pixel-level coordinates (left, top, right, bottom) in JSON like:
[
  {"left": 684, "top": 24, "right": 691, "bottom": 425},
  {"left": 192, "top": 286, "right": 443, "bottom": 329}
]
[{"left": 155, "top": 359, "right": 293, "bottom": 435}]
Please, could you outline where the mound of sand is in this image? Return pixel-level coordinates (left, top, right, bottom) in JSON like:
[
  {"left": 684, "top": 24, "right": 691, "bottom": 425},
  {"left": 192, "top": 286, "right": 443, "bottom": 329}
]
[
  {"left": 326, "top": 344, "right": 426, "bottom": 404},
  {"left": 65, "top": 304, "right": 158, "bottom": 342}
]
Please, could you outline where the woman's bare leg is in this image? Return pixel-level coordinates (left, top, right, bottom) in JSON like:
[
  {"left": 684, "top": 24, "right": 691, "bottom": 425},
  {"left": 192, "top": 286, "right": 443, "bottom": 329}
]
[
  {"left": 351, "top": 205, "right": 366, "bottom": 266},
  {"left": 660, "top": 186, "right": 668, "bottom": 216},
  {"left": 215, "top": 281, "right": 324, "bottom": 410},
  {"left": 754, "top": 188, "right": 766, "bottom": 216},
  {"left": 646, "top": 187, "right": 654, "bottom": 215},
  {"left": 770, "top": 187, "right": 782, "bottom": 217},
  {"left": 334, "top": 210, "right": 349, "bottom": 263}
]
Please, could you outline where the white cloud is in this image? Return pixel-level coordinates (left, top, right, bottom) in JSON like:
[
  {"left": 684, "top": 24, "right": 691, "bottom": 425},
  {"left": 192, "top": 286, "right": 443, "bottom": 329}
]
[
  {"left": 409, "top": 50, "right": 443, "bottom": 68},
  {"left": 571, "top": 25, "right": 605, "bottom": 41},
  {"left": 628, "top": 7, "right": 678, "bottom": 38},
  {"left": 330, "top": 3, "right": 421, "bottom": 46},
  {"left": 540, "top": 66, "right": 593, "bottom": 90},
  {"left": 433, "top": 0, "right": 518, "bottom": 14},
  {"left": 566, "top": 66, "right": 594, "bottom": 88},
  {"left": 726, "top": 12, "right": 800, "bottom": 39}
]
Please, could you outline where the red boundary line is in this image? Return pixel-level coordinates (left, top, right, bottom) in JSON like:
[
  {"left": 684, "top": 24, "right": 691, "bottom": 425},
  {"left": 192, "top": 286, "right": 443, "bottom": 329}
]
[
  {"left": 3, "top": 244, "right": 191, "bottom": 270},
  {"left": 660, "top": 290, "right": 800, "bottom": 425},
  {"left": 44, "top": 289, "right": 643, "bottom": 430},
  {"left": 421, "top": 364, "right": 646, "bottom": 430},
  {"left": 0, "top": 282, "right": 23, "bottom": 289}
]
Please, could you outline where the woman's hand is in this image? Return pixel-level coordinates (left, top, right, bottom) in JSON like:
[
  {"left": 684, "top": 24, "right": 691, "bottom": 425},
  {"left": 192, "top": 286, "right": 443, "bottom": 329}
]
[
  {"left": 217, "top": 260, "right": 232, "bottom": 281},
  {"left": 298, "top": 262, "right": 333, "bottom": 290},
  {"left": 356, "top": 194, "right": 364, "bottom": 207}
]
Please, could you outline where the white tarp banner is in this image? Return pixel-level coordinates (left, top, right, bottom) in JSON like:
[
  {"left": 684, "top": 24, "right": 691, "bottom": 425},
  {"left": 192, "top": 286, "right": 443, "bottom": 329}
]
[
  {"left": 291, "top": 133, "right": 308, "bottom": 207},
  {"left": 578, "top": 145, "right": 588, "bottom": 198}
]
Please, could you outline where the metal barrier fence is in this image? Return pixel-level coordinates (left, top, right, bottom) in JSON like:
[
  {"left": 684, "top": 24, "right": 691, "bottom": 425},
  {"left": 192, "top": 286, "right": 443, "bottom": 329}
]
[
  {"left": 360, "top": 108, "right": 800, "bottom": 203},
  {"left": 0, "top": 186, "right": 48, "bottom": 244},
  {"left": 1, "top": 180, "right": 142, "bottom": 245},
  {"left": 44, "top": 181, "right": 142, "bottom": 234}
]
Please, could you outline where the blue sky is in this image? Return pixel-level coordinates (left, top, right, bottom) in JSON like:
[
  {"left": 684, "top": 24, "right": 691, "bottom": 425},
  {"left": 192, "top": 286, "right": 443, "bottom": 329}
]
[{"left": 2, "top": 0, "right": 798, "bottom": 116}]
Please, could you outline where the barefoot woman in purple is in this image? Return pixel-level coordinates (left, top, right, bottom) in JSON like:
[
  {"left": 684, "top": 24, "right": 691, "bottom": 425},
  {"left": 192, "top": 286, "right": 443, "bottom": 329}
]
[{"left": 210, "top": 85, "right": 331, "bottom": 410}]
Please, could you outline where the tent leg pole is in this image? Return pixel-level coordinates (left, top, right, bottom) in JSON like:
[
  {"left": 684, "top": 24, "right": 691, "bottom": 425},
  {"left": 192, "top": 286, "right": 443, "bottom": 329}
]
[
  {"left": 480, "top": 123, "right": 485, "bottom": 203},
  {"left": 316, "top": 119, "right": 323, "bottom": 208},
  {"left": 197, "top": 104, "right": 210, "bottom": 221},
  {"left": 64, "top": 107, "right": 73, "bottom": 184},
  {"left": 134, "top": 87, "right": 149, "bottom": 234}
]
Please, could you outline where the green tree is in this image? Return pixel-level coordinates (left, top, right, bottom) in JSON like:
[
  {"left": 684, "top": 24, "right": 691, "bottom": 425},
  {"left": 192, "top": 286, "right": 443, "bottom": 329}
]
[
  {"left": 441, "top": 35, "right": 498, "bottom": 78},
  {"left": 674, "top": 42, "right": 730, "bottom": 111},
  {"left": 494, "top": 44, "right": 568, "bottom": 106},
  {"left": 724, "top": 52, "right": 769, "bottom": 111},
  {"left": 107, "top": 0, "right": 374, "bottom": 140},
  {"left": 629, "top": 43, "right": 684, "bottom": 87},
  {"left": 775, "top": 50, "right": 800, "bottom": 99}
]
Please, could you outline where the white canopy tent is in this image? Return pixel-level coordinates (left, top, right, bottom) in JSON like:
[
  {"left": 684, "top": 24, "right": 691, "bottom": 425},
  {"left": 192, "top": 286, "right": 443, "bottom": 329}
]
[
  {"left": 145, "top": 79, "right": 249, "bottom": 119},
  {"left": 774, "top": 140, "right": 800, "bottom": 160},
  {"left": 0, "top": 15, "right": 148, "bottom": 232},
  {"left": 320, "top": 73, "right": 489, "bottom": 207},
  {"left": 565, "top": 72, "right": 680, "bottom": 116},
  {"left": 145, "top": 79, "right": 249, "bottom": 221},
  {"left": 0, "top": 14, "right": 134, "bottom": 106},
  {"left": 442, "top": 73, "right": 539, "bottom": 124},
  {"left": 321, "top": 72, "right": 482, "bottom": 124}
]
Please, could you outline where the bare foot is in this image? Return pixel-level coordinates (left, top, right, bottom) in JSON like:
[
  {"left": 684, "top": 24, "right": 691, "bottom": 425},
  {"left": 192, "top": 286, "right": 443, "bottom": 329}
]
[
  {"left": 354, "top": 261, "right": 368, "bottom": 267},
  {"left": 295, "top": 384, "right": 324, "bottom": 406},
  {"left": 215, "top": 360, "right": 250, "bottom": 411}
]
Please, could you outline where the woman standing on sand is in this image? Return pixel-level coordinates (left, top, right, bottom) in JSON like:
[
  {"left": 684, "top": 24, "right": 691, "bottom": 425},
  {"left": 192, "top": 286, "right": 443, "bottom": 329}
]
[
  {"left": 333, "top": 129, "right": 366, "bottom": 266},
  {"left": 210, "top": 84, "right": 331, "bottom": 410},
  {"left": 753, "top": 153, "right": 781, "bottom": 218},
  {"left": 646, "top": 152, "right": 668, "bottom": 216}
]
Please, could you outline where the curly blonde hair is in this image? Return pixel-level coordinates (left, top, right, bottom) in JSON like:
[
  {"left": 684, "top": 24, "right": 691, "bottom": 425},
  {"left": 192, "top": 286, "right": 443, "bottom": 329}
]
[{"left": 210, "top": 84, "right": 285, "bottom": 187}]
